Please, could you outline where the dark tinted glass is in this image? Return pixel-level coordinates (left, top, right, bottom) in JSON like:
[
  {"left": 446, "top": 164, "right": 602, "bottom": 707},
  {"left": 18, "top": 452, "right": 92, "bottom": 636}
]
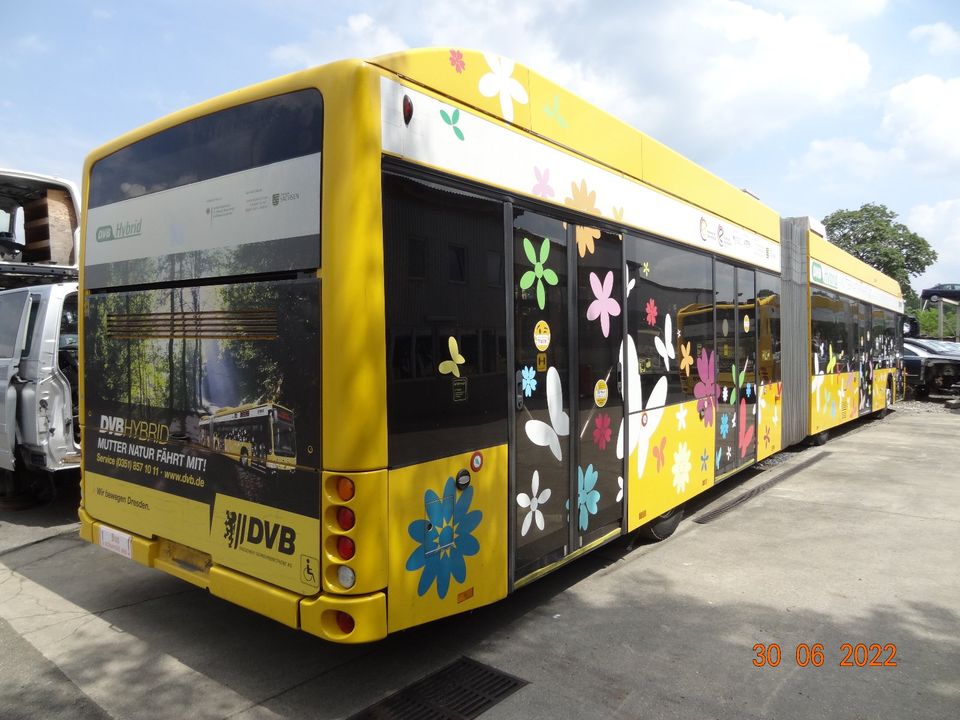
[
  {"left": 382, "top": 173, "right": 507, "bottom": 467},
  {"left": 89, "top": 89, "right": 323, "bottom": 208},
  {"left": 811, "top": 288, "right": 846, "bottom": 374},
  {"left": 625, "top": 233, "right": 713, "bottom": 406},
  {"left": 756, "top": 272, "right": 781, "bottom": 382}
]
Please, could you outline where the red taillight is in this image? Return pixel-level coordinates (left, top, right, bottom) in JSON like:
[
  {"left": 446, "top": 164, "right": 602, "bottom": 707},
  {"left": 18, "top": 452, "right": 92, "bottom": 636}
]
[
  {"left": 402, "top": 95, "right": 413, "bottom": 125},
  {"left": 336, "top": 506, "right": 355, "bottom": 531},
  {"left": 336, "top": 476, "right": 355, "bottom": 501},
  {"left": 337, "top": 535, "right": 355, "bottom": 560},
  {"left": 336, "top": 611, "right": 355, "bottom": 634}
]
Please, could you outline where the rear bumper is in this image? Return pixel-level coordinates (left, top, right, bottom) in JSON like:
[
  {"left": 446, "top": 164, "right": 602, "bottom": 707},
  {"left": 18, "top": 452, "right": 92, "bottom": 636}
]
[{"left": 78, "top": 507, "right": 387, "bottom": 643}]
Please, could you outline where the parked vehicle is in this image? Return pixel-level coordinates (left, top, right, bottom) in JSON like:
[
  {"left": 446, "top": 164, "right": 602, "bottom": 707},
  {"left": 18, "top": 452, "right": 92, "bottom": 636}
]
[
  {"left": 0, "top": 169, "right": 79, "bottom": 501},
  {"left": 920, "top": 283, "right": 960, "bottom": 303},
  {"left": 902, "top": 340, "right": 960, "bottom": 398}
]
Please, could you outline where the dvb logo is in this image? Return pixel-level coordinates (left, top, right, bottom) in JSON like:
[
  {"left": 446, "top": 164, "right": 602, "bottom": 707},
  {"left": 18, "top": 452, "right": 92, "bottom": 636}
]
[{"left": 224, "top": 510, "right": 296, "bottom": 555}]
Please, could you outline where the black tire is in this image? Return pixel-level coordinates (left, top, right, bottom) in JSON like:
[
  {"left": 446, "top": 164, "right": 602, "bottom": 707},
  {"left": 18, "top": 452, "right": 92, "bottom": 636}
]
[
  {"left": 810, "top": 430, "right": 829, "bottom": 446},
  {"left": 637, "top": 506, "right": 684, "bottom": 541},
  {"left": 914, "top": 385, "right": 929, "bottom": 400},
  {"left": 879, "top": 382, "right": 893, "bottom": 418}
]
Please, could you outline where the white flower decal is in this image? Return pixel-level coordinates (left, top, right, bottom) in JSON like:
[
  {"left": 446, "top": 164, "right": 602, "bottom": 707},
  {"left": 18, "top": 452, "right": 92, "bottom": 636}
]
[
  {"left": 517, "top": 470, "right": 551, "bottom": 536},
  {"left": 525, "top": 366, "right": 570, "bottom": 461},
  {"left": 478, "top": 53, "right": 529, "bottom": 123},
  {"left": 675, "top": 403, "right": 687, "bottom": 430},
  {"left": 616, "top": 335, "right": 668, "bottom": 480},
  {"left": 672, "top": 442, "right": 691, "bottom": 494},
  {"left": 616, "top": 475, "right": 624, "bottom": 502}
]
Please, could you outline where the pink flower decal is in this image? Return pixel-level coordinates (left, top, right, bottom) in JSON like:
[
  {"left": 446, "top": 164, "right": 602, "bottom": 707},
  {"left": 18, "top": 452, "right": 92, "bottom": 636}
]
[
  {"left": 532, "top": 166, "right": 555, "bottom": 198},
  {"left": 586, "top": 271, "right": 621, "bottom": 337},
  {"left": 644, "top": 298, "right": 658, "bottom": 326},
  {"left": 449, "top": 49, "right": 466, "bottom": 74},
  {"left": 593, "top": 412, "right": 612, "bottom": 450},
  {"left": 693, "top": 349, "right": 718, "bottom": 427},
  {"left": 738, "top": 398, "right": 754, "bottom": 458}
]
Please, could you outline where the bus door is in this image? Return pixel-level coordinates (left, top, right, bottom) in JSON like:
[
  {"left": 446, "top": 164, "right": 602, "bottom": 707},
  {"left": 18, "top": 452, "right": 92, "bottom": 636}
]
[
  {"left": 511, "top": 208, "right": 625, "bottom": 582},
  {"left": 714, "top": 262, "right": 758, "bottom": 476}
]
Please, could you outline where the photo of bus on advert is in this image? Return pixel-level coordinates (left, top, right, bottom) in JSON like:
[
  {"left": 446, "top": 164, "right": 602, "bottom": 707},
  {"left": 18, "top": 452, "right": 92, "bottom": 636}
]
[{"left": 83, "top": 277, "right": 320, "bottom": 522}]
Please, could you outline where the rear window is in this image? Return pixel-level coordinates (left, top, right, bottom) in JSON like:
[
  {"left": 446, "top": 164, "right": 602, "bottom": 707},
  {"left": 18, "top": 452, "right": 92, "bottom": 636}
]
[{"left": 89, "top": 90, "right": 323, "bottom": 209}]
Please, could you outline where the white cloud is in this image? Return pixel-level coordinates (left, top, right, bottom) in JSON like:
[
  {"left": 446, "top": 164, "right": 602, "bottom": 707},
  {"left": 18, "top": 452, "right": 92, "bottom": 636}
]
[
  {"left": 684, "top": 2, "right": 871, "bottom": 144},
  {"left": 908, "top": 23, "right": 960, "bottom": 55},
  {"left": 788, "top": 138, "right": 897, "bottom": 182},
  {"left": 270, "top": 13, "right": 407, "bottom": 69},
  {"left": 882, "top": 75, "right": 960, "bottom": 177},
  {"left": 754, "top": 0, "right": 887, "bottom": 27},
  {"left": 907, "top": 199, "right": 960, "bottom": 289}
]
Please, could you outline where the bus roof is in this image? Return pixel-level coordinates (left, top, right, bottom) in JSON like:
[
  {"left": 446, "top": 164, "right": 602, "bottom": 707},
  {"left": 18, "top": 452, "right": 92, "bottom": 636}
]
[
  {"left": 808, "top": 228, "right": 902, "bottom": 300},
  {"left": 370, "top": 48, "right": 781, "bottom": 242}
]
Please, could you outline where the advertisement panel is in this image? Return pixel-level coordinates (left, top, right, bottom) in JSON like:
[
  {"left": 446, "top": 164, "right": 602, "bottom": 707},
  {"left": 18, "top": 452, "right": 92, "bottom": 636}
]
[{"left": 83, "top": 277, "right": 321, "bottom": 594}]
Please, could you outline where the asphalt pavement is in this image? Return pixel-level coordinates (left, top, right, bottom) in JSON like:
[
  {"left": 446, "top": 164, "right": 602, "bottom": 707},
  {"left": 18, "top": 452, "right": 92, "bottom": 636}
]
[{"left": 1, "top": 407, "right": 958, "bottom": 720}]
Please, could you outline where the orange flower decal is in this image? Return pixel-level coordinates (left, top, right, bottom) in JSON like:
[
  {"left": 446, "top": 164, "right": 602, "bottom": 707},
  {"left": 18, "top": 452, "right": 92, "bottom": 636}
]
[
  {"left": 564, "top": 180, "right": 601, "bottom": 256},
  {"left": 679, "top": 341, "right": 693, "bottom": 376}
]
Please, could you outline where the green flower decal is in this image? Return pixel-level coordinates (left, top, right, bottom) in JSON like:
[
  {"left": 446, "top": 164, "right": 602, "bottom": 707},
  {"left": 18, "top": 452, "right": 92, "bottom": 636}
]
[
  {"left": 519, "top": 236, "right": 558, "bottom": 310},
  {"left": 729, "top": 362, "right": 747, "bottom": 404},
  {"left": 440, "top": 108, "right": 464, "bottom": 141}
]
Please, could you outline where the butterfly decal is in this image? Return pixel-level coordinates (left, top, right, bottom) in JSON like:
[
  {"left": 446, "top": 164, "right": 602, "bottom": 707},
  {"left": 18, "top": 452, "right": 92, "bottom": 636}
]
[
  {"left": 652, "top": 436, "right": 667, "bottom": 472},
  {"left": 654, "top": 313, "right": 676, "bottom": 370},
  {"left": 438, "top": 336, "right": 465, "bottom": 377},
  {"left": 616, "top": 335, "right": 668, "bottom": 479},
  {"left": 525, "top": 366, "right": 570, "bottom": 461},
  {"left": 825, "top": 344, "right": 837, "bottom": 374},
  {"left": 679, "top": 341, "right": 693, "bottom": 376},
  {"left": 737, "top": 398, "right": 754, "bottom": 458}
]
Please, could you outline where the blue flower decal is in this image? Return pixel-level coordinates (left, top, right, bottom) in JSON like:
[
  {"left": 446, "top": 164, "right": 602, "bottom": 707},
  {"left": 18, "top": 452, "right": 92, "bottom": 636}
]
[
  {"left": 700, "top": 448, "right": 709, "bottom": 471},
  {"left": 715, "top": 448, "right": 722, "bottom": 469},
  {"left": 521, "top": 366, "right": 537, "bottom": 397},
  {"left": 406, "top": 476, "right": 482, "bottom": 599},
  {"left": 745, "top": 382, "right": 753, "bottom": 399},
  {"left": 576, "top": 464, "right": 601, "bottom": 531},
  {"left": 719, "top": 413, "right": 730, "bottom": 439}
]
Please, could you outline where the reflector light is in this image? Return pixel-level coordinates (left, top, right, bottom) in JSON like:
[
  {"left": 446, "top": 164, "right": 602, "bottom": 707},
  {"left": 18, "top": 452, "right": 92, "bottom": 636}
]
[
  {"left": 402, "top": 95, "right": 413, "bottom": 125},
  {"left": 336, "top": 476, "right": 355, "bottom": 501},
  {"left": 336, "top": 611, "right": 355, "bottom": 634},
  {"left": 337, "top": 564, "right": 356, "bottom": 589},
  {"left": 337, "top": 535, "right": 356, "bottom": 560},
  {"left": 336, "top": 506, "right": 355, "bottom": 531}
]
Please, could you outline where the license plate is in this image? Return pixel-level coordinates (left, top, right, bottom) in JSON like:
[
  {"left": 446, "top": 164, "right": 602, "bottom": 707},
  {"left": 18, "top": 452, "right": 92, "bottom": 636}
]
[{"left": 98, "top": 526, "right": 133, "bottom": 559}]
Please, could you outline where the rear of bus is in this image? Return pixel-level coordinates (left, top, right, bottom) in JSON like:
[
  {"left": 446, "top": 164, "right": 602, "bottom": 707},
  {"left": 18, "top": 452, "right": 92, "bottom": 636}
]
[
  {"left": 79, "top": 59, "right": 508, "bottom": 643},
  {"left": 79, "top": 64, "right": 369, "bottom": 640}
]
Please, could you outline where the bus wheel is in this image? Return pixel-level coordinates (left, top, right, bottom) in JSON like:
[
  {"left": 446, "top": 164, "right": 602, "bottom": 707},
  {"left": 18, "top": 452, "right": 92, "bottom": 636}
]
[
  {"left": 638, "top": 506, "right": 684, "bottom": 541},
  {"left": 880, "top": 383, "right": 893, "bottom": 418},
  {"left": 810, "top": 430, "right": 829, "bottom": 446}
]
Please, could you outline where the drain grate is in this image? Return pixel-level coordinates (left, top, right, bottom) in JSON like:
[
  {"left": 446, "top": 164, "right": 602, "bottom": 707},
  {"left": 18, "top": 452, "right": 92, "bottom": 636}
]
[
  {"left": 693, "top": 452, "right": 827, "bottom": 524},
  {"left": 348, "top": 656, "right": 527, "bottom": 720}
]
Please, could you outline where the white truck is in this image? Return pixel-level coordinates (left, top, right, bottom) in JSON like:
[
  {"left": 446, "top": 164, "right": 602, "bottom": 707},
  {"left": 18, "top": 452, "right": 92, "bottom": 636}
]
[{"left": 0, "top": 170, "right": 80, "bottom": 501}]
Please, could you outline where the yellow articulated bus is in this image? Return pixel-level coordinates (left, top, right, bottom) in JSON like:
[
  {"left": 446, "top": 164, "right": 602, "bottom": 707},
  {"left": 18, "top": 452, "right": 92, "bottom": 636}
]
[
  {"left": 77, "top": 48, "right": 906, "bottom": 643},
  {"left": 199, "top": 402, "right": 297, "bottom": 473}
]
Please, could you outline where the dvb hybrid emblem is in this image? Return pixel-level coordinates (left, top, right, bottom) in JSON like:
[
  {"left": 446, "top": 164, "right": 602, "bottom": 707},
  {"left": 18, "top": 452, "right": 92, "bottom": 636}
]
[{"left": 224, "top": 510, "right": 296, "bottom": 555}]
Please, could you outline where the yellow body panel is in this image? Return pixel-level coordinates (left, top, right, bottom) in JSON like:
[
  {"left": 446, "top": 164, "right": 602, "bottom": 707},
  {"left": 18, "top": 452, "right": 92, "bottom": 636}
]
[
  {"left": 756, "top": 381, "right": 783, "bottom": 461},
  {"left": 321, "top": 62, "right": 389, "bottom": 471},
  {"left": 387, "top": 445, "right": 508, "bottom": 633},
  {"left": 873, "top": 368, "right": 896, "bottom": 409},
  {"left": 809, "top": 371, "right": 861, "bottom": 435},
  {"left": 808, "top": 231, "right": 902, "bottom": 298},
  {"left": 626, "top": 398, "right": 715, "bottom": 531},
  {"left": 300, "top": 591, "right": 387, "bottom": 644},
  {"left": 372, "top": 48, "right": 778, "bottom": 241}
]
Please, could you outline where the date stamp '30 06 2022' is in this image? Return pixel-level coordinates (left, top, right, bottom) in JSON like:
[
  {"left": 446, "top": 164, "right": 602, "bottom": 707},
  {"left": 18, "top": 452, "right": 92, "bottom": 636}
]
[{"left": 753, "top": 643, "right": 898, "bottom": 668}]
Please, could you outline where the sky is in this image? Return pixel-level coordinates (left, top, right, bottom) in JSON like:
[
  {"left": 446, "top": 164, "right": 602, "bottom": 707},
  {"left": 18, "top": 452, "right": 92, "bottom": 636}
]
[{"left": 3, "top": 0, "right": 958, "bottom": 295}]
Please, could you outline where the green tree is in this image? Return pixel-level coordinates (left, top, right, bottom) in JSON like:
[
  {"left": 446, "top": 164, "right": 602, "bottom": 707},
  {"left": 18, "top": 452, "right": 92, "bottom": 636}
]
[
  {"left": 917, "top": 307, "right": 958, "bottom": 338},
  {"left": 822, "top": 203, "right": 938, "bottom": 307}
]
